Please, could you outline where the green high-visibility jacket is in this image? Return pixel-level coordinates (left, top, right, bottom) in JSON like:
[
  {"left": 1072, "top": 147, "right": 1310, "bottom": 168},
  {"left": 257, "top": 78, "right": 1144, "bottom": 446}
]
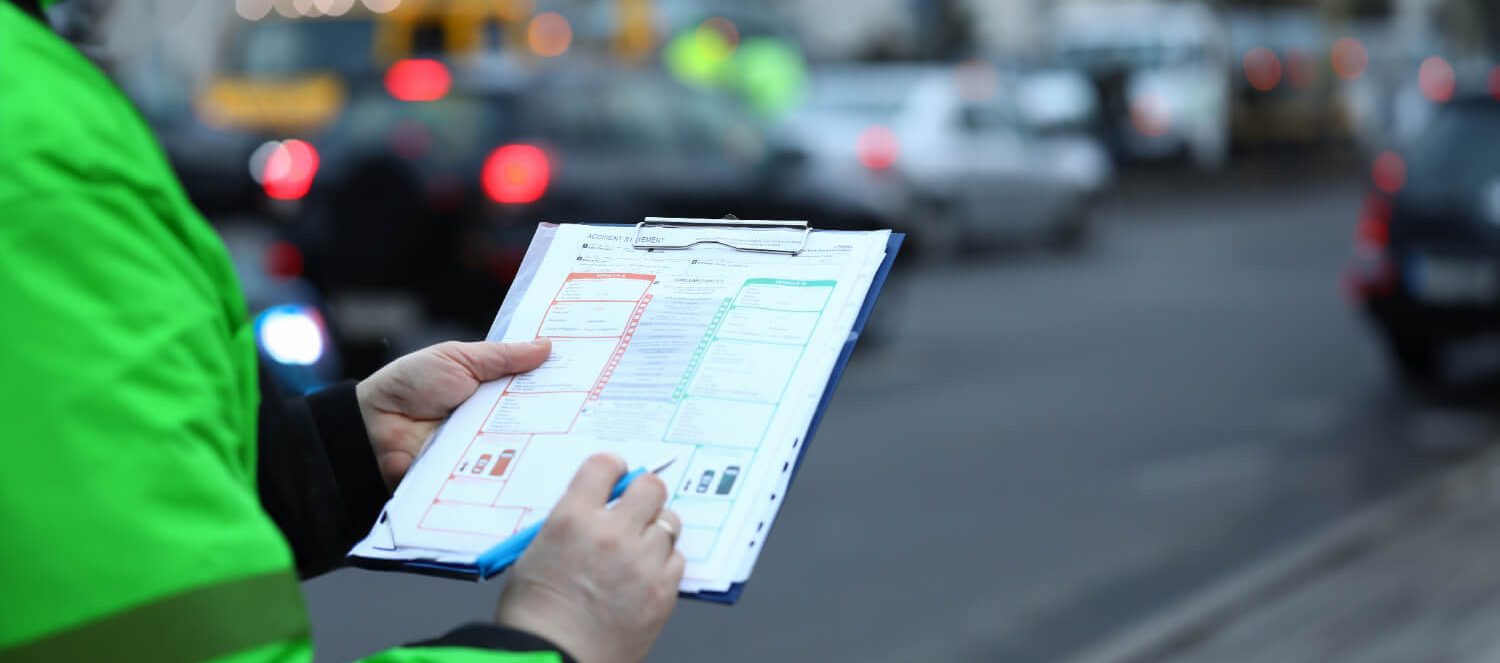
[{"left": 0, "top": 5, "right": 562, "bottom": 661}]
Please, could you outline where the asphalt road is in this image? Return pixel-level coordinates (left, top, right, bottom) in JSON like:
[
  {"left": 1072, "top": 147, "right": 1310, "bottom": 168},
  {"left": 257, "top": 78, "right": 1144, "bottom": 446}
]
[{"left": 304, "top": 164, "right": 1500, "bottom": 662}]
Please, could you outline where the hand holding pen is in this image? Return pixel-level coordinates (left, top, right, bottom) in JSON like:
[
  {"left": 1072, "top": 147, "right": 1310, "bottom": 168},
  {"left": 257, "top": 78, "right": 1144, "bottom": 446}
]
[{"left": 493, "top": 453, "right": 685, "bottom": 663}]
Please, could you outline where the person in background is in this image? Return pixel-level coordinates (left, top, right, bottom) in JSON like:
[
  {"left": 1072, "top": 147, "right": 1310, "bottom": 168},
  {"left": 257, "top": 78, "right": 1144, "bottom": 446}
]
[{"left": 0, "top": 1, "right": 684, "bottom": 661}]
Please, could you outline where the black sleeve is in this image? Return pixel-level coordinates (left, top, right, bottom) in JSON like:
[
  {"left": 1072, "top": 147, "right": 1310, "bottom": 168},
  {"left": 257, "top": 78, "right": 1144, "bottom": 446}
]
[
  {"left": 256, "top": 366, "right": 574, "bottom": 658},
  {"left": 406, "top": 624, "right": 578, "bottom": 662},
  {"left": 256, "top": 363, "right": 390, "bottom": 578}
]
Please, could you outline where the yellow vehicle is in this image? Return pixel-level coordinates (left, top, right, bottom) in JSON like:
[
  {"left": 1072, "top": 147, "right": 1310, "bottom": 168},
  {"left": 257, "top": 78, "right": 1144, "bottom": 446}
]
[{"left": 197, "top": 0, "right": 531, "bottom": 135}]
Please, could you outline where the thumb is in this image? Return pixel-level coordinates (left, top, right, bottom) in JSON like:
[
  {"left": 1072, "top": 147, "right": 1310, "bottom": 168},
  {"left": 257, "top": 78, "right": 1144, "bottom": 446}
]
[{"left": 443, "top": 338, "right": 552, "bottom": 382}]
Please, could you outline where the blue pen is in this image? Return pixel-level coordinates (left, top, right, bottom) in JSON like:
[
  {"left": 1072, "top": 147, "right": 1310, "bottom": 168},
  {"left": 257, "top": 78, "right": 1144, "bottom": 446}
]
[{"left": 477, "top": 458, "right": 677, "bottom": 578}]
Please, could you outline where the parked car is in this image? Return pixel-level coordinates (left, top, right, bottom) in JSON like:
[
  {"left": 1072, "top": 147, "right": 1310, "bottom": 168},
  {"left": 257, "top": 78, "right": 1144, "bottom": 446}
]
[
  {"left": 219, "top": 222, "right": 342, "bottom": 394},
  {"left": 1346, "top": 91, "right": 1500, "bottom": 384},
  {"left": 1052, "top": 1, "right": 1232, "bottom": 171},
  {"left": 901, "top": 67, "right": 1109, "bottom": 253}
]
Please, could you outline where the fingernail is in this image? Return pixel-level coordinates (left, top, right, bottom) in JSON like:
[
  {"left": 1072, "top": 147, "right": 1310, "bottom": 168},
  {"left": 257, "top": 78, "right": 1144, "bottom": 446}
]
[{"left": 530, "top": 337, "right": 551, "bottom": 345}]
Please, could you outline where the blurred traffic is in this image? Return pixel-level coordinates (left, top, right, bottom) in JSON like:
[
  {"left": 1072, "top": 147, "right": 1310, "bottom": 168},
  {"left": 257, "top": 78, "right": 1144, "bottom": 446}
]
[{"left": 60, "top": 0, "right": 1500, "bottom": 660}]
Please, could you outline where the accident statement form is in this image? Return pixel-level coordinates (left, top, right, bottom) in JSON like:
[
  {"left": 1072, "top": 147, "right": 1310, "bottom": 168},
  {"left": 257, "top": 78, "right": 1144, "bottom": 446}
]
[{"left": 351, "top": 221, "right": 893, "bottom": 595}]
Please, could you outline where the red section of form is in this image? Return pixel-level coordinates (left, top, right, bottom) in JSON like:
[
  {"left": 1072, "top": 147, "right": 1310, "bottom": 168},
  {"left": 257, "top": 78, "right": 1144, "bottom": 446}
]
[{"left": 419, "top": 272, "right": 655, "bottom": 536}]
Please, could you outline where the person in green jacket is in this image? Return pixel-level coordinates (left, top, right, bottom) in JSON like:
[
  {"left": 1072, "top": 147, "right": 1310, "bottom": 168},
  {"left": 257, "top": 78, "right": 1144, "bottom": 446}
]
[{"left": 0, "top": 1, "right": 685, "bottom": 661}]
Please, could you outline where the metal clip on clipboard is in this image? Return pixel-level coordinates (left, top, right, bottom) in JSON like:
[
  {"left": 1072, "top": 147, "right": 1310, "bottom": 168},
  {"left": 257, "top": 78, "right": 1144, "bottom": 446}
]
[{"left": 632, "top": 216, "right": 812, "bottom": 256}]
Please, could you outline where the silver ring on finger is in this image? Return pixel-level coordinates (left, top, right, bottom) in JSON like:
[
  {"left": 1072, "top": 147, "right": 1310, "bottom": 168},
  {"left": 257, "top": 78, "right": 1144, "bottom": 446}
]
[{"left": 652, "top": 517, "right": 679, "bottom": 541}]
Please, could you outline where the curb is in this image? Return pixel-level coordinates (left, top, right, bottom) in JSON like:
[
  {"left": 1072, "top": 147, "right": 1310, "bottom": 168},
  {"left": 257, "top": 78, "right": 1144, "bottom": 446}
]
[{"left": 1063, "top": 445, "right": 1500, "bottom": 663}]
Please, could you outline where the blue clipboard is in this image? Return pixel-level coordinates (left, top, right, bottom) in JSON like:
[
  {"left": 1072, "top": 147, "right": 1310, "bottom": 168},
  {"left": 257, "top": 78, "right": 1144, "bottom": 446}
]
[{"left": 349, "top": 223, "right": 903, "bottom": 604}]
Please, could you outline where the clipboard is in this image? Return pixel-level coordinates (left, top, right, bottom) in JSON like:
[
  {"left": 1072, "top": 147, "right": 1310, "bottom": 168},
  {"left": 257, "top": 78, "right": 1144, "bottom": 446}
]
[{"left": 348, "top": 218, "right": 904, "bottom": 604}]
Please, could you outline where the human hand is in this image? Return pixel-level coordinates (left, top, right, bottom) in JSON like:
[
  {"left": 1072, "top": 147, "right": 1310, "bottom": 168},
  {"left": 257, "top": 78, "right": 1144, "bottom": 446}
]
[
  {"left": 355, "top": 339, "right": 551, "bottom": 489},
  {"left": 495, "top": 453, "right": 685, "bottom": 663}
]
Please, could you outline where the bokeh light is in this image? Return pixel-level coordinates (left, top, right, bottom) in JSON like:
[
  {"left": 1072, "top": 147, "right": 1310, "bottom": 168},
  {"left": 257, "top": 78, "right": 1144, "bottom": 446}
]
[
  {"left": 262, "top": 139, "right": 320, "bottom": 201},
  {"left": 264, "top": 241, "right": 305, "bottom": 280},
  {"left": 700, "top": 17, "right": 740, "bottom": 49},
  {"left": 527, "top": 12, "right": 573, "bottom": 58},
  {"left": 665, "top": 23, "right": 734, "bottom": 85},
  {"left": 1130, "top": 94, "right": 1171, "bottom": 138},
  {"left": 362, "top": 0, "right": 401, "bottom": 14},
  {"left": 1418, "top": 56, "right": 1455, "bottom": 104},
  {"left": 236, "top": 0, "right": 274, "bottom": 21},
  {"left": 312, "top": 0, "right": 356, "bottom": 17},
  {"left": 1331, "top": 38, "right": 1368, "bottom": 81},
  {"left": 732, "top": 38, "right": 807, "bottom": 117},
  {"left": 257, "top": 305, "right": 326, "bottom": 366},
  {"left": 385, "top": 59, "right": 451, "bottom": 102},
  {"left": 483, "top": 144, "right": 551, "bottom": 204},
  {"left": 1243, "top": 47, "right": 1282, "bottom": 93},
  {"left": 856, "top": 126, "right": 899, "bottom": 171},
  {"left": 1372, "top": 151, "right": 1406, "bottom": 195}
]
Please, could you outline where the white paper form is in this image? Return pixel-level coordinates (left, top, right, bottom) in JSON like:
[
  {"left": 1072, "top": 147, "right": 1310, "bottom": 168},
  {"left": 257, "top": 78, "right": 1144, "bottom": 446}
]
[{"left": 363, "top": 223, "right": 889, "bottom": 592}]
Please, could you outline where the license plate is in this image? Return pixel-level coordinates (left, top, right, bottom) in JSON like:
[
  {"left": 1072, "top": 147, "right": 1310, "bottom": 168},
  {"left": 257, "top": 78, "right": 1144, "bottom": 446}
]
[{"left": 1407, "top": 254, "right": 1498, "bottom": 304}]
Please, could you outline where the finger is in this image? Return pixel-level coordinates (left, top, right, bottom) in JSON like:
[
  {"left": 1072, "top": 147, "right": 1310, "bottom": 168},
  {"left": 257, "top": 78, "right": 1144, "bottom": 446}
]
[
  {"left": 613, "top": 472, "right": 668, "bottom": 527},
  {"left": 643, "top": 508, "right": 682, "bottom": 557},
  {"left": 441, "top": 339, "right": 552, "bottom": 382},
  {"left": 664, "top": 550, "right": 687, "bottom": 585},
  {"left": 554, "top": 453, "right": 628, "bottom": 513}
]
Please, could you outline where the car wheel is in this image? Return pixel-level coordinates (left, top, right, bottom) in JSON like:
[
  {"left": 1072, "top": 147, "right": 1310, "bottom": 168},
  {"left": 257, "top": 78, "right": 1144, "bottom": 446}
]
[
  {"left": 916, "top": 197, "right": 964, "bottom": 261},
  {"left": 1045, "top": 207, "right": 1090, "bottom": 253},
  {"left": 1385, "top": 332, "right": 1444, "bottom": 387}
]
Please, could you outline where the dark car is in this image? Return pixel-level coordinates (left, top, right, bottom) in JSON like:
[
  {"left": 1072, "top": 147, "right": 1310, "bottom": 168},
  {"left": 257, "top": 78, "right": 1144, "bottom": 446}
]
[
  {"left": 292, "top": 60, "right": 822, "bottom": 373},
  {"left": 1346, "top": 92, "right": 1500, "bottom": 384}
]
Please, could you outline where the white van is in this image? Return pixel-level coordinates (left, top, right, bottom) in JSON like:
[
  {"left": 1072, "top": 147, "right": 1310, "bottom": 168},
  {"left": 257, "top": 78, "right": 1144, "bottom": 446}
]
[{"left": 1051, "top": 1, "right": 1232, "bottom": 170}]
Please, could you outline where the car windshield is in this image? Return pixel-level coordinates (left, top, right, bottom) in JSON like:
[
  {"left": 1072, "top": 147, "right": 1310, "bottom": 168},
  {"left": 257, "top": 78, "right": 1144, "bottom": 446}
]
[
  {"left": 231, "top": 20, "right": 376, "bottom": 77},
  {"left": 1404, "top": 100, "right": 1500, "bottom": 201},
  {"left": 801, "top": 80, "right": 913, "bottom": 121},
  {"left": 337, "top": 93, "right": 511, "bottom": 167}
]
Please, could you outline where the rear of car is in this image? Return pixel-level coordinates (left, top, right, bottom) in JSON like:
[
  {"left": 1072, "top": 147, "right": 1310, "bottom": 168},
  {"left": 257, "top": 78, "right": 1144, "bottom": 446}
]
[
  {"left": 1053, "top": 1, "right": 1232, "bottom": 171},
  {"left": 1347, "top": 95, "right": 1500, "bottom": 383},
  {"left": 779, "top": 66, "right": 931, "bottom": 236}
]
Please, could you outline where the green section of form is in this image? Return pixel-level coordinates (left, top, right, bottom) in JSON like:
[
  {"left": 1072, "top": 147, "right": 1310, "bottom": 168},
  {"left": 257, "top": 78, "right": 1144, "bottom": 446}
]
[{"left": 662, "top": 278, "right": 837, "bottom": 560}]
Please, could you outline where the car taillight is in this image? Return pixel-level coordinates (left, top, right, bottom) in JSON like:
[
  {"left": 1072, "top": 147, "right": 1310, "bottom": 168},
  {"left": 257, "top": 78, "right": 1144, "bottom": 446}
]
[
  {"left": 261, "top": 139, "right": 319, "bottom": 201},
  {"left": 856, "top": 125, "right": 899, "bottom": 171},
  {"left": 482, "top": 144, "right": 551, "bottom": 204},
  {"left": 1356, "top": 193, "right": 1392, "bottom": 253},
  {"left": 385, "top": 58, "right": 451, "bottom": 102},
  {"left": 1372, "top": 151, "right": 1406, "bottom": 195},
  {"left": 264, "top": 240, "right": 304, "bottom": 280}
]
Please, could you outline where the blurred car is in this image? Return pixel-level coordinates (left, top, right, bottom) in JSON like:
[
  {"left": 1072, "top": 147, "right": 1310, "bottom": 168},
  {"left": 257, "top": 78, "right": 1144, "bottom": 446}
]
[
  {"left": 1346, "top": 91, "right": 1500, "bottom": 384},
  {"left": 777, "top": 65, "right": 929, "bottom": 240},
  {"left": 219, "top": 222, "right": 342, "bottom": 394},
  {"left": 1052, "top": 1, "right": 1232, "bottom": 171},
  {"left": 788, "top": 64, "right": 1107, "bottom": 256},
  {"left": 113, "top": 44, "right": 265, "bottom": 217},
  {"left": 283, "top": 60, "right": 826, "bottom": 372},
  {"left": 1227, "top": 8, "right": 1347, "bottom": 149},
  {"left": 899, "top": 66, "right": 1109, "bottom": 253}
]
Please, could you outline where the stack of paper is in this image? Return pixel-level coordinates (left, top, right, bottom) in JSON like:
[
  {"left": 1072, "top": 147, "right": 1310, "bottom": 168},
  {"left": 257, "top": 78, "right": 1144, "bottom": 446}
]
[{"left": 350, "top": 221, "right": 894, "bottom": 599}]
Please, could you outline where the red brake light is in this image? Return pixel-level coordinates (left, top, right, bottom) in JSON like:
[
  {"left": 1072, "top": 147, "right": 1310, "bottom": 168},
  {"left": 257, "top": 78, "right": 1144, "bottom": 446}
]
[
  {"left": 264, "top": 241, "right": 304, "bottom": 280},
  {"left": 1372, "top": 151, "right": 1406, "bottom": 195},
  {"left": 856, "top": 125, "right": 899, "bottom": 171},
  {"left": 385, "top": 59, "right": 451, "bottom": 102},
  {"left": 1357, "top": 193, "right": 1392, "bottom": 251},
  {"left": 262, "top": 139, "right": 319, "bottom": 201},
  {"left": 483, "top": 144, "right": 551, "bottom": 204},
  {"left": 1243, "top": 46, "right": 1283, "bottom": 92}
]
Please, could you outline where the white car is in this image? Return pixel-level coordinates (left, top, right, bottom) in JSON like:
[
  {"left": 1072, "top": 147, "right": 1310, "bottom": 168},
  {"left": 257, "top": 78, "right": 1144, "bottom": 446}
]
[
  {"left": 784, "top": 64, "right": 1111, "bottom": 255},
  {"left": 1052, "top": 1, "right": 1233, "bottom": 171}
]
